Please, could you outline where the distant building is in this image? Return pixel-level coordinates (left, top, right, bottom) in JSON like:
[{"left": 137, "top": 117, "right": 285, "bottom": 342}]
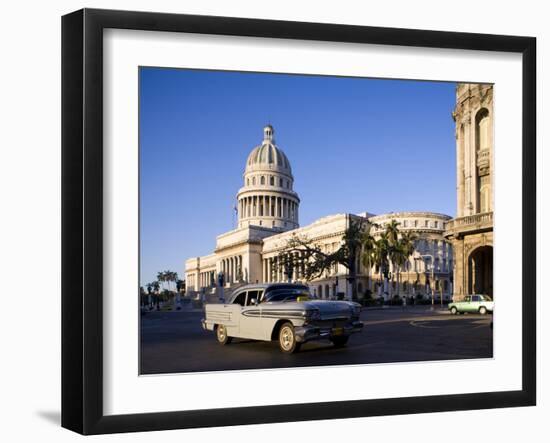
[
  {"left": 185, "top": 125, "right": 453, "bottom": 300},
  {"left": 445, "top": 83, "right": 494, "bottom": 300}
]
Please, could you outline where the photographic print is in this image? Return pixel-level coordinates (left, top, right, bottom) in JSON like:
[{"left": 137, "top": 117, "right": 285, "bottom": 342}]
[{"left": 139, "top": 68, "right": 494, "bottom": 375}]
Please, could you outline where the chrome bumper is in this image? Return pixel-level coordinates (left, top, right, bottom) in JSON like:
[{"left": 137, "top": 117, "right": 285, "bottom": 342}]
[
  {"left": 201, "top": 319, "right": 215, "bottom": 331},
  {"left": 294, "top": 321, "right": 363, "bottom": 343}
]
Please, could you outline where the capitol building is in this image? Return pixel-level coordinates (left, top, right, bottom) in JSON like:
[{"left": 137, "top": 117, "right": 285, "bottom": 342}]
[{"left": 185, "top": 124, "right": 454, "bottom": 301}]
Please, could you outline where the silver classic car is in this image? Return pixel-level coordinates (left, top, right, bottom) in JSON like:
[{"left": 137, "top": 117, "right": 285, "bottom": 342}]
[{"left": 201, "top": 283, "right": 363, "bottom": 353}]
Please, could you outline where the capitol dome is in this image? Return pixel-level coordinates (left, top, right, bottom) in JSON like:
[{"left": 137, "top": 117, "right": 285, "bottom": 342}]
[
  {"left": 245, "top": 125, "right": 291, "bottom": 172},
  {"left": 237, "top": 125, "right": 300, "bottom": 232}
]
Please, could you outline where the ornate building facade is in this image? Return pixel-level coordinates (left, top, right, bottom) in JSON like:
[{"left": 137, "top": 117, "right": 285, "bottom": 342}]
[
  {"left": 185, "top": 125, "right": 454, "bottom": 301},
  {"left": 445, "top": 83, "right": 494, "bottom": 300}
]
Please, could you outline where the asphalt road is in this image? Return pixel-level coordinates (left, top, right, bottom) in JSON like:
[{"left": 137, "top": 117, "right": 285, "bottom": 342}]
[{"left": 140, "top": 306, "right": 493, "bottom": 374}]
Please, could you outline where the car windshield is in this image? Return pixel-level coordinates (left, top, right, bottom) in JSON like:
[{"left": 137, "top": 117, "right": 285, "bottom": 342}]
[
  {"left": 482, "top": 295, "right": 493, "bottom": 301},
  {"left": 264, "top": 287, "right": 312, "bottom": 302}
]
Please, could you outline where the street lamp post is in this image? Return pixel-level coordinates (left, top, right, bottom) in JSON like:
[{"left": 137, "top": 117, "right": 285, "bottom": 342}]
[{"left": 420, "top": 254, "right": 435, "bottom": 309}]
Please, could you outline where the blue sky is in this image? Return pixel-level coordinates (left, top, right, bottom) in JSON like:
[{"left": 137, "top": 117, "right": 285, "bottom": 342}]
[{"left": 139, "top": 67, "right": 456, "bottom": 286}]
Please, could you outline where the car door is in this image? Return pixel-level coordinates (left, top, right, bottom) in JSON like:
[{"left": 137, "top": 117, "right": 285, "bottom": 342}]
[
  {"left": 461, "top": 295, "right": 472, "bottom": 312},
  {"left": 470, "top": 295, "right": 481, "bottom": 313},
  {"left": 224, "top": 290, "right": 247, "bottom": 337},
  {"left": 239, "top": 290, "right": 264, "bottom": 339}
]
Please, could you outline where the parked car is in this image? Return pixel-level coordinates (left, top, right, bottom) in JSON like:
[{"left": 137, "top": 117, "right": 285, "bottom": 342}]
[
  {"left": 448, "top": 294, "right": 494, "bottom": 315},
  {"left": 201, "top": 283, "right": 363, "bottom": 353}
]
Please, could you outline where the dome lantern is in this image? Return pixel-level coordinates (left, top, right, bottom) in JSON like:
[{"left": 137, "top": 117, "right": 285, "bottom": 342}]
[{"left": 263, "top": 124, "right": 274, "bottom": 142}]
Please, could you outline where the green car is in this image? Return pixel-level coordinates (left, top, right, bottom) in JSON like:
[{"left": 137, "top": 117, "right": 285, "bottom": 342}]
[{"left": 448, "top": 294, "right": 494, "bottom": 315}]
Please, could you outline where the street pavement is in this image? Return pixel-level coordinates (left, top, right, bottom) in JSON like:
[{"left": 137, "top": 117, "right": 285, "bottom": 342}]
[{"left": 140, "top": 306, "right": 493, "bottom": 374}]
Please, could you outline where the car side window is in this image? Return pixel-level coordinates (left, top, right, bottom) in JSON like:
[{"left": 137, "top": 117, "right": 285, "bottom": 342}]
[
  {"left": 233, "top": 292, "right": 246, "bottom": 306},
  {"left": 464, "top": 296, "right": 471, "bottom": 302},
  {"left": 472, "top": 295, "right": 480, "bottom": 302},
  {"left": 245, "top": 290, "right": 259, "bottom": 306}
]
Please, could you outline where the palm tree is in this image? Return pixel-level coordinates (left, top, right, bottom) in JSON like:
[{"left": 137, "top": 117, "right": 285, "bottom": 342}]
[
  {"left": 372, "top": 232, "right": 390, "bottom": 298},
  {"left": 360, "top": 225, "right": 377, "bottom": 297},
  {"left": 152, "top": 280, "right": 160, "bottom": 310},
  {"left": 392, "top": 243, "right": 408, "bottom": 297},
  {"left": 146, "top": 283, "right": 153, "bottom": 308},
  {"left": 385, "top": 219, "right": 401, "bottom": 298},
  {"left": 396, "top": 231, "right": 417, "bottom": 296},
  {"left": 385, "top": 219, "right": 400, "bottom": 246},
  {"left": 157, "top": 271, "right": 166, "bottom": 291}
]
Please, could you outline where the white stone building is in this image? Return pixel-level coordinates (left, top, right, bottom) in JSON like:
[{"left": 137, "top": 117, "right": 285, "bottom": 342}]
[{"left": 185, "top": 125, "right": 453, "bottom": 301}]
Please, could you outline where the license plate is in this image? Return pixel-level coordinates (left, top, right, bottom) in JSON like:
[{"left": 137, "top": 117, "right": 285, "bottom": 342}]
[{"left": 332, "top": 327, "right": 344, "bottom": 336}]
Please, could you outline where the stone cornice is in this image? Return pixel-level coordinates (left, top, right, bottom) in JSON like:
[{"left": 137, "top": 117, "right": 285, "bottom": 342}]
[{"left": 368, "top": 211, "right": 452, "bottom": 221}]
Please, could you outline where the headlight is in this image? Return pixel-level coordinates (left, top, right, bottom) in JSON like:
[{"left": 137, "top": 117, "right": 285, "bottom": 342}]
[{"left": 303, "top": 309, "right": 321, "bottom": 321}]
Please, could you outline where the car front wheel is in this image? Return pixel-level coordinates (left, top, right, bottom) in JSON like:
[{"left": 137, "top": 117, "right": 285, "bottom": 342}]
[
  {"left": 216, "top": 324, "right": 232, "bottom": 345},
  {"left": 450, "top": 306, "right": 458, "bottom": 315},
  {"left": 279, "top": 322, "right": 301, "bottom": 353},
  {"left": 479, "top": 306, "right": 488, "bottom": 315}
]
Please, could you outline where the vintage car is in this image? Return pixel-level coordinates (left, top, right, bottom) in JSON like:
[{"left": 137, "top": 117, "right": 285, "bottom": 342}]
[
  {"left": 201, "top": 283, "right": 363, "bottom": 353},
  {"left": 448, "top": 294, "right": 494, "bottom": 315}
]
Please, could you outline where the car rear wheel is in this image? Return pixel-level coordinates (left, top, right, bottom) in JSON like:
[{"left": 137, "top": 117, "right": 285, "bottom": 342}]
[
  {"left": 279, "top": 322, "right": 301, "bottom": 353},
  {"left": 479, "top": 306, "right": 488, "bottom": 315},
  {"left": 330, "top": 336, "right": 349, "bottom": 347},
  {"left": 216, "top": 324, "right": 232, "bottom": 345},
  {"left": 450, "top": 306, "right": 458, "bottom": 315}
]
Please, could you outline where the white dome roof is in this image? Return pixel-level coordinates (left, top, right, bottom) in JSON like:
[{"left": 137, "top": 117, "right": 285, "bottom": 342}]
[{"left": 245, "top": 125, "right": 291, "bottom": 172}]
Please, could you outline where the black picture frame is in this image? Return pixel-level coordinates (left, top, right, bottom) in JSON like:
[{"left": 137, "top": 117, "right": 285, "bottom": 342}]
[{"left": 62, "top": 8, "right": 536, "bottom": 435}]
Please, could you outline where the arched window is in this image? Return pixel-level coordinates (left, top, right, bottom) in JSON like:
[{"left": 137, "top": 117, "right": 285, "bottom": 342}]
[
  {"left": 476, "top": 108, "right": 491, "bottom": 213},
  {"left": 252, "top": 177, "right": 256, "bottom": 185},
  {"left": 279, "top": 178, "right": 283, "bottom": 187},
  {"left": 246, "top": 178, "right": 250, "bottom": 186},
  {"left": 318, "top": 285, "right": 323, "bottom": 298},
  {"left": 261, "top": 176, "right": 265, "bottom": 185},
  {"left": 476, "top": 108, "right": 490, "bottom": 152},
  {"left": 270, "top": 176, "right": 274, "bottom": 186}
]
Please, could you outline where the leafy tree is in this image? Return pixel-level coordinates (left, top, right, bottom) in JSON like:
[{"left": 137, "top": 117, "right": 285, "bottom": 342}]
[{"left": 276, "top": 216, "right": 366, "bottom": 300}]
